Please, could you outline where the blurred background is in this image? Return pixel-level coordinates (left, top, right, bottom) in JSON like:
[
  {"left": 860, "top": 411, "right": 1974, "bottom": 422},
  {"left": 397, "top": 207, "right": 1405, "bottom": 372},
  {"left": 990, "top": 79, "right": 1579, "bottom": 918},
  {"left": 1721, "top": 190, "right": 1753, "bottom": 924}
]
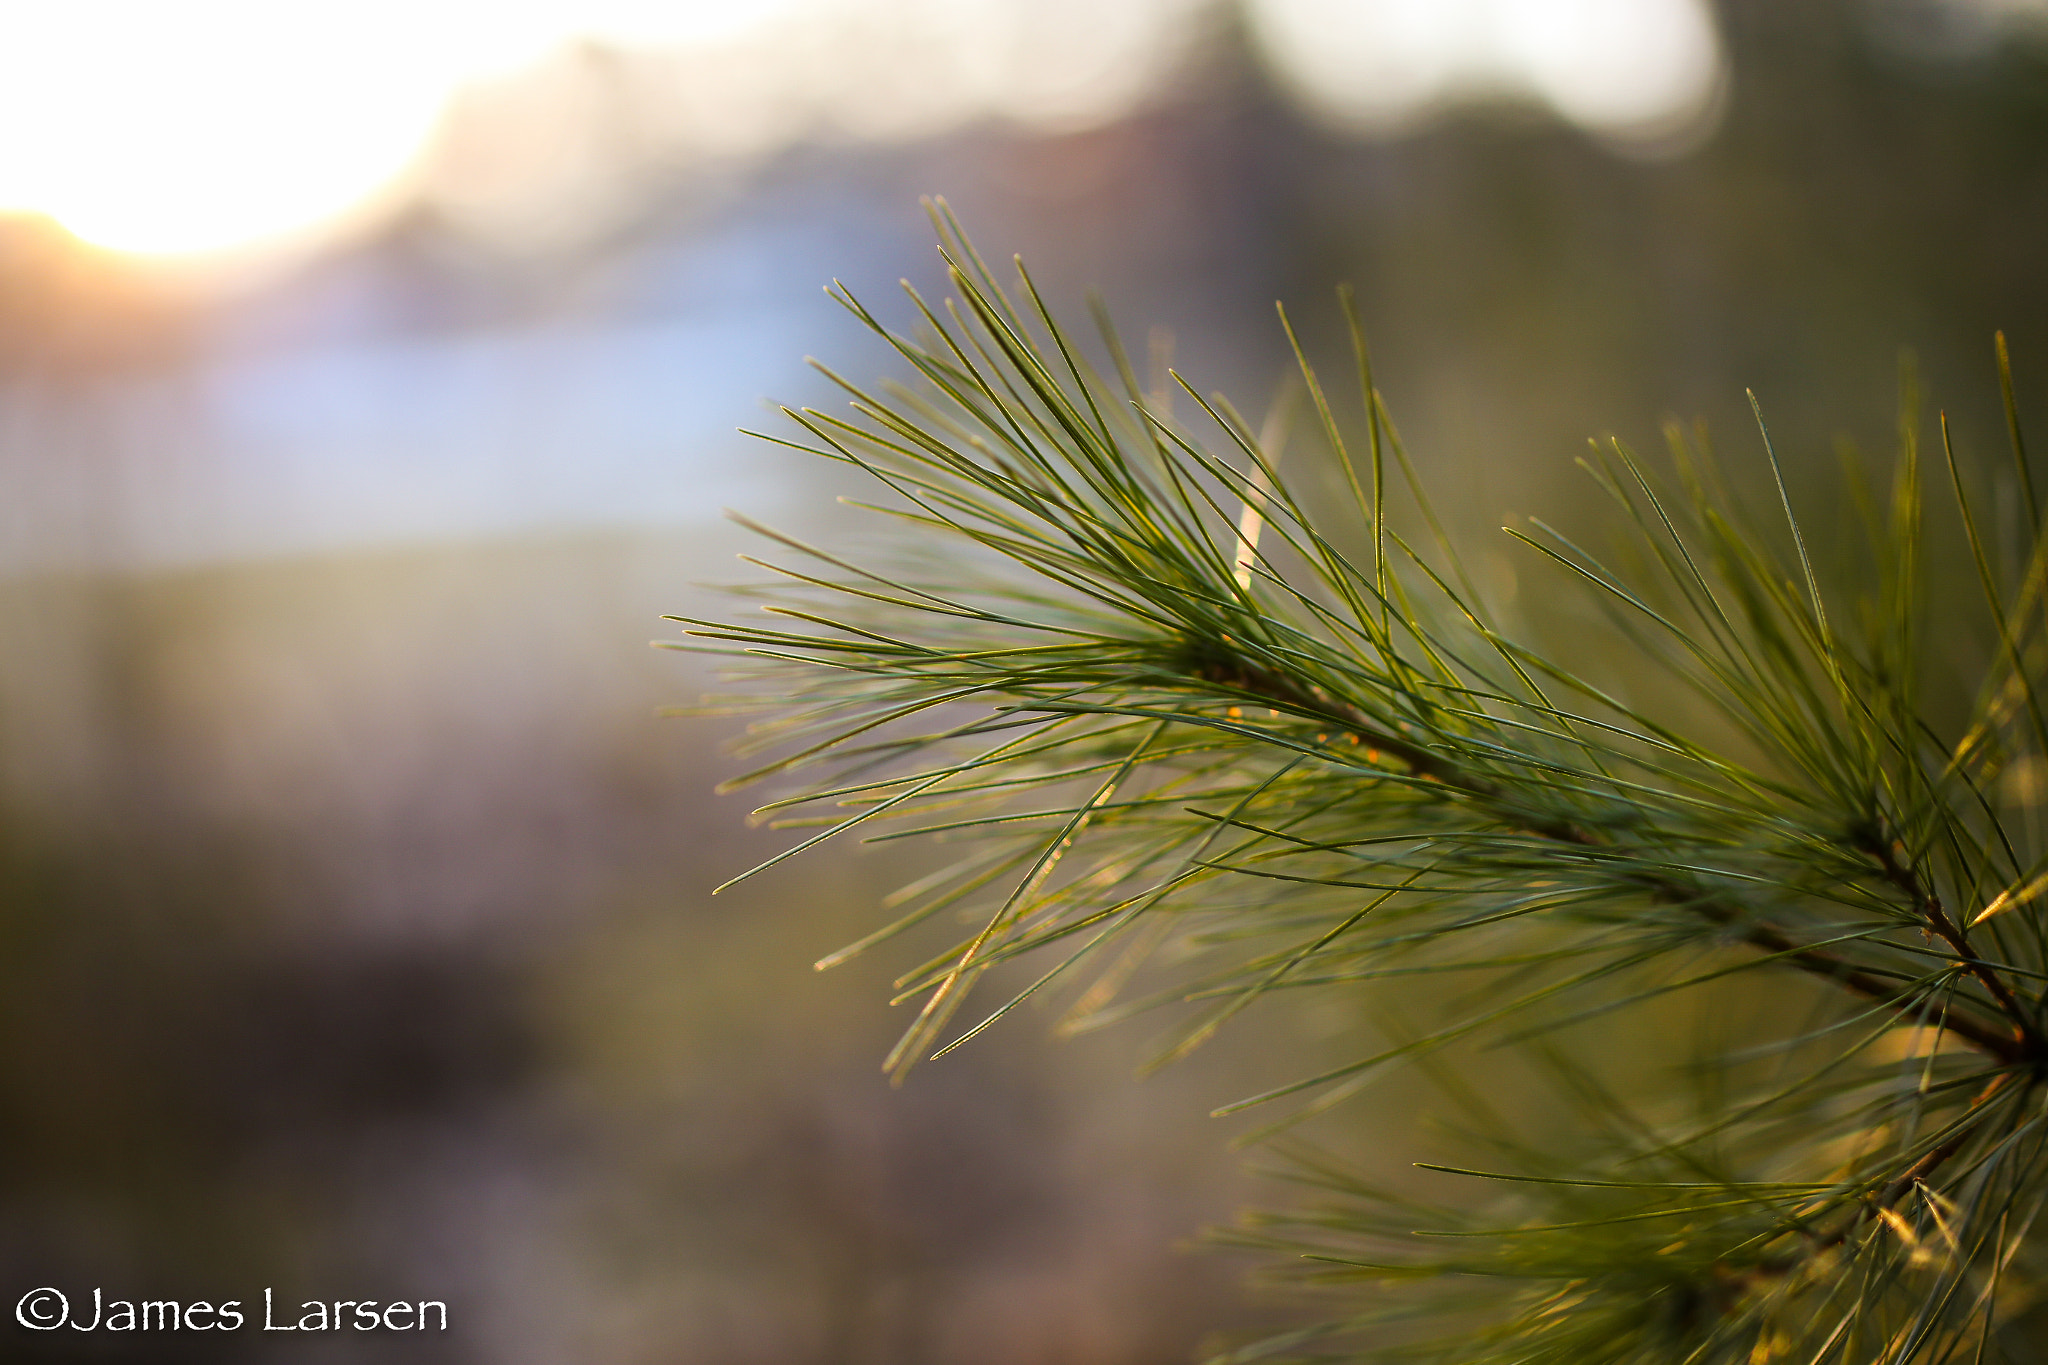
[{"left": 2, "top": 1, "right": 2046, "bottom": 1360}]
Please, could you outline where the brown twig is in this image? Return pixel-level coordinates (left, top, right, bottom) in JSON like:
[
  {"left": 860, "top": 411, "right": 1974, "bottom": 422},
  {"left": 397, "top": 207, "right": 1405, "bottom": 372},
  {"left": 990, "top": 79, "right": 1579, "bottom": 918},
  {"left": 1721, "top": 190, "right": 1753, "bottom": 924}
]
[
  {"left": 1818, "top": 1071, "right": 2020, "bottom": 1252},
  {"left": 1866, "top": 834, "right": 2044, "bottom": 1063},
  {"left": 1186, "top": 652, "right": 2038, "bottom": 1071}
]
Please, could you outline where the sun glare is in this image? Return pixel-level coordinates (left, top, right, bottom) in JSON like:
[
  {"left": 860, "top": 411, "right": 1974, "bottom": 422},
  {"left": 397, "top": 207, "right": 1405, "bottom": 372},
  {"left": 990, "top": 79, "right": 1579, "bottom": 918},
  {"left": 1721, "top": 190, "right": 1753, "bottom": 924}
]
[
  {"left": 0, "top": 0, "right": 1735, "bottom": 264},
  {"left": 0, "top": 0, "right": 800, "bottom": 261}
]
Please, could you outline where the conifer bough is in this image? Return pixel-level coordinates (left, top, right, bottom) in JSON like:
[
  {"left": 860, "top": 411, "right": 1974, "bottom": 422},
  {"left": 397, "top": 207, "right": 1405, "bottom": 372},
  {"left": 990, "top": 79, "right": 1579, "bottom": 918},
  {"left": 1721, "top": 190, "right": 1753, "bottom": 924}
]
[{"left": 677, "top": 205, "right": 2048, "bottom": 1362}]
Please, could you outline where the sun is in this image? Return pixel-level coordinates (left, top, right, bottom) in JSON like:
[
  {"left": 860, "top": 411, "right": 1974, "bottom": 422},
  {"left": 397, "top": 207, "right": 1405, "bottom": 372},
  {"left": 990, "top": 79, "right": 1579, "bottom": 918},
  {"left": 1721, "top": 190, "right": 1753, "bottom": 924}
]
[
  {"left": 0, "top": 3, "right": 469, "bottom": 258},
  {"left": 0, "top": 1, "right": 813, "bottom": 262}
]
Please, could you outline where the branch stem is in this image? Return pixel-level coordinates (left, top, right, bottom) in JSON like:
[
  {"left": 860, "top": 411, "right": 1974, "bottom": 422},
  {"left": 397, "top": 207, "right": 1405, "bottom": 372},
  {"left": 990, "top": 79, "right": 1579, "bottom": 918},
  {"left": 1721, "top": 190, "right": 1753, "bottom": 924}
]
[
  {"left": 1866, "top": 836, "right": 2044, "bottom": 1062},
  {"left": 1194, "top": 655, "right": 2039, "bottom": 1070}
]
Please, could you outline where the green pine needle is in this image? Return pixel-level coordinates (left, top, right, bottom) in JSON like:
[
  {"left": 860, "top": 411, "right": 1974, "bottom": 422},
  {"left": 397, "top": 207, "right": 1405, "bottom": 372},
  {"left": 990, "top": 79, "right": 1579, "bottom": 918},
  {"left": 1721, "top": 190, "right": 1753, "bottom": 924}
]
[{"left": 679, "top": 202, "right": 2048, "bottom": 1362}]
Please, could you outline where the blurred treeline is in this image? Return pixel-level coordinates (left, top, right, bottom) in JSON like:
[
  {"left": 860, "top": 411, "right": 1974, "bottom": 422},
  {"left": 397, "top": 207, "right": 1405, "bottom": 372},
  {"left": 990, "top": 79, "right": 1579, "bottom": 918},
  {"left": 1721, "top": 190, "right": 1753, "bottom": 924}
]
[{"left": 2, "top": 2, "right": 2047, "bottom": 1362}]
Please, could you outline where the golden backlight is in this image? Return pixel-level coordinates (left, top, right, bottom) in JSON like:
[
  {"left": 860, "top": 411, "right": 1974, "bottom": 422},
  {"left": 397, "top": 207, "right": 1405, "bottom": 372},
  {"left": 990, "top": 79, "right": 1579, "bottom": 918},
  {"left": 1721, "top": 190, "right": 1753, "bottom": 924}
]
[{"left": 0, "top": 0, "right": 796, "bottom": 260}]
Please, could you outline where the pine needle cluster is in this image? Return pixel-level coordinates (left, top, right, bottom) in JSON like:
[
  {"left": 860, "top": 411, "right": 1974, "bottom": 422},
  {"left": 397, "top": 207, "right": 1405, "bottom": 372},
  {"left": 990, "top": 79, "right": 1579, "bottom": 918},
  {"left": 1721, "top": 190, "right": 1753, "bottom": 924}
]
[{"left": 674, "top": 203, "right": 2048, "bottom": 1363}]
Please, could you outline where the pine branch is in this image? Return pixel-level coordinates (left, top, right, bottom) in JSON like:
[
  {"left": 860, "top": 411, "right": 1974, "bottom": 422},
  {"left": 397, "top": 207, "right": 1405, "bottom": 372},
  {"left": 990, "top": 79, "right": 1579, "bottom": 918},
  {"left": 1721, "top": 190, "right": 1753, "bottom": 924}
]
[
  {"left": 1863, "top": 831, "right": 2044, "bottom": 1059},
  {"left": 1187, "top": 646, "right": 2037, "bottom": 1069},
  {"left": 683, "top": 204, "right": 2048, "bottom": 1362}
]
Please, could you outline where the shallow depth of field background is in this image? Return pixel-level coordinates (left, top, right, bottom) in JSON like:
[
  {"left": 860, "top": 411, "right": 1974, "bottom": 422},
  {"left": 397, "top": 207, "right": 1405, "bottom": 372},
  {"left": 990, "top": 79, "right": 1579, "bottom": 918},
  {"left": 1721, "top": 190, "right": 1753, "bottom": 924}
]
[{"left": 2, "top": 2, "right": 2047, "bottom": 1361}]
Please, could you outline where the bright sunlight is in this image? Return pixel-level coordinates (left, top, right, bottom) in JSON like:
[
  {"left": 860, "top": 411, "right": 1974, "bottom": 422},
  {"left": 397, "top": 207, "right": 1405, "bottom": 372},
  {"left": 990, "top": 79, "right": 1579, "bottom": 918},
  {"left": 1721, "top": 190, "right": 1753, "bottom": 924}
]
[
  {"left": 0, "top": 0, "right": 798, "bottom": 259},
  {"left": 0, "top": 0, "right": 1731, "bottom": 263}
]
